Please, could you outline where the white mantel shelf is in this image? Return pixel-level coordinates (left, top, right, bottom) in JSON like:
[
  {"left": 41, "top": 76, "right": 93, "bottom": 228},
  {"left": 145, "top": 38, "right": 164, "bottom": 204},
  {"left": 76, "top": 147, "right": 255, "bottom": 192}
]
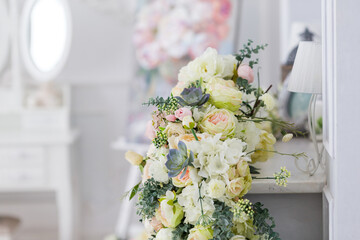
[
  {"left": 250, "top": 138, "right": 326, "bottom": 194},
  {"left": 113, "top": 137, "right": 326, "bottom": 195}
]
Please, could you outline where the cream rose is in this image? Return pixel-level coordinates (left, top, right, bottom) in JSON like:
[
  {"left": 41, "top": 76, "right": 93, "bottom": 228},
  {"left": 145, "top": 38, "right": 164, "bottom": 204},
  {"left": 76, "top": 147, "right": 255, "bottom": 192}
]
[
  {"left": 206, "top": 77, "right": 242, "bottom": 112},
  {"left": 227, "top": 167, "right": 238, "bottom": 181},
  {"left": 226, "top": 177, "right": 245, "bottom": 197},
  {"left": 187, "top": 225, "right": 213, "bottom": 240},
  {"left": 251, "top": 130, "right": 276, "bottom": 163},
  {"left": 164, "top": 122, "right": 186, "bottom": 138},
  {"left": 178, "top": 47, "right": 236, "bottom": 85},
  {"left": 237, "top": 160, "right": 249, "bottom": 177},
  {"left": 199, "top": 108, "right": 237, "bottom": 138}
]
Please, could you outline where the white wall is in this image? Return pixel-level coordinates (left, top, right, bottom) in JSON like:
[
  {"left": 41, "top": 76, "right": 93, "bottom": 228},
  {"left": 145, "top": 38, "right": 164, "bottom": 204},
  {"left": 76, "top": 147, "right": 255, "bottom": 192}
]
[
  {"left": 57, "top": 1, "right": 135, "bottom": 238},
  {"left": 324, "top": 0, "right": 360, "bottom": 238}
]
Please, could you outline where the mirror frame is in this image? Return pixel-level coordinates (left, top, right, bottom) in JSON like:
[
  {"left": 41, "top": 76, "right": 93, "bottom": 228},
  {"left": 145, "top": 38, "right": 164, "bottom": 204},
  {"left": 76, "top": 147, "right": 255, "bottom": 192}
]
[
  {"left": 20, "top": 0, "right": 72, "bottom": 82},
  {"left": 0, "top": 0, "right": 10, "bottom": 74}
]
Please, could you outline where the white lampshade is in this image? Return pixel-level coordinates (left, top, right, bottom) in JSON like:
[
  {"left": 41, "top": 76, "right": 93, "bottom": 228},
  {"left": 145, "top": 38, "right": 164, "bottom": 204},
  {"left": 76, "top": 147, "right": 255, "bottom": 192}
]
[{"left": 288, "top": 41, "right": 322, "bottom": 94}]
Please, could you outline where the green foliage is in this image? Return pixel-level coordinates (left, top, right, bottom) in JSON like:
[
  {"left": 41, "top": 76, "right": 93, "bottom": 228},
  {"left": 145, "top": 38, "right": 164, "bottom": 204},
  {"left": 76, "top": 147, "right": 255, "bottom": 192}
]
[
  {"left": 172, "top": 222, "right": 192, "bottom": 240},
  {"left": 211, "top": 201, "right": 235, "bottom": 240},
  {"left": 129, "top": 181, "right": 141, "bottom": 201},
  {"left": 235, "top": 39, "right": 268, "bottom": 67},
  {"left": 143, "top": 95, "right": 179, "bottom": 113},
  {"left": 152, "top": 129, "right": 168, "bottom": 148},
  {"left": 136, "top": 178, "right": 175, "bottom": 220},
  {"left": 237, "top": 77, "right": 259, "bottom": 95},
  {"left": 252, "top": 202, "right": 281, "bottom": 240}
]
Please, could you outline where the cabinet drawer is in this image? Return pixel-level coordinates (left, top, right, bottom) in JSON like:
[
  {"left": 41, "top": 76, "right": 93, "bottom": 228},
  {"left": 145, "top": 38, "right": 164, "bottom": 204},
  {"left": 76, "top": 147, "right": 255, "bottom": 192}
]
[
  {"left": 0, "top": 147, "right": 44, "bottom": 167},
  {"left": 0, "top": 147, "right": 46, "bottom": 187}
]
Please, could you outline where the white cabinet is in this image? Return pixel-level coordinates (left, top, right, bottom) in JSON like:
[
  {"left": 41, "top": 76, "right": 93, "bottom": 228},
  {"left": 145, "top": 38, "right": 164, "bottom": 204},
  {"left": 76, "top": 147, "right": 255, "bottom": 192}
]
[{"left": 0, "top": 130, "right": 78, "bottom": 240}]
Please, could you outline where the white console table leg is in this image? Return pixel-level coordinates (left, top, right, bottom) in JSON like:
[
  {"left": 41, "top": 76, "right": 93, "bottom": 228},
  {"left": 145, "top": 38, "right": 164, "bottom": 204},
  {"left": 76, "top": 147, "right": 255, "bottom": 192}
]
[{"left": 49, "top": 146, "right": 77, "bottom": 240}]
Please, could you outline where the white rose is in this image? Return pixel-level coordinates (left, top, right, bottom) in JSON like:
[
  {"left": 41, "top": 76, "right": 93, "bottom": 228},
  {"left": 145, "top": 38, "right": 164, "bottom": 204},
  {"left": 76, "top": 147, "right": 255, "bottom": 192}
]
[
  {"left": 221, "top": 55, "right": 237, "bottom": 79},
  {"left": 155, "top": 228, "right": 174, "bottom": 240},
  {"left": 260, "top": 93, "right": 275, "bottom": 111},
  {"left": 207, "top": 179, "right": 226, "bottom": 199},
  {"left": 178, "top": 47, "right": 228, "bottom": 84}
]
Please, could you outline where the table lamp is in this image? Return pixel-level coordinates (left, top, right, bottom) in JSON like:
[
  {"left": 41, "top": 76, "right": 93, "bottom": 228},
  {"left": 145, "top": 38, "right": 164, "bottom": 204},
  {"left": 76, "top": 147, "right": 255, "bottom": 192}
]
[{"left": 288, "top": 41, "right": 323, "bottom": 176}]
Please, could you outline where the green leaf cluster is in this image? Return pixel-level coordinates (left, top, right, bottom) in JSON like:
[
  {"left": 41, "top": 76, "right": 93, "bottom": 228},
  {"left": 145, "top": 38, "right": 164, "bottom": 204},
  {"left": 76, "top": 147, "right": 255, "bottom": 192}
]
[
  {"left": 136, "top": 178, "right": 174, "bottom": 220},
  {"left": 152, "top": 129, "right": 168, "bottom": 148},
  {"left": 235, "top": 39, "right": 268, "bottom": 67},
  {"left": 252, "top": 202, "right": 281, "bottom": 240},
  {"left": 143, "top": 95, "right": 179, "bottom": 113},
  {"left": 172, "top": 222, "right": 192, "bottom": 240},
  {"left": 237, "top": 77, "right": 262, "bottom": 95},
  {"left": 211, "top": 201, "right": 235, "bottom": 240}
]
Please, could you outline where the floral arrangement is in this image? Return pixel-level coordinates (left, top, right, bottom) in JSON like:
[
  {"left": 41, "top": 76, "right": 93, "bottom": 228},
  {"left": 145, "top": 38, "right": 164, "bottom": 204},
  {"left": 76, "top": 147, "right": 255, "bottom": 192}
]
[
  {"left": 125, "top": 40, "right": 304, "bottom": 240},
  {"left": 134, "top": 0, "right": 231, "bottom": 72}
]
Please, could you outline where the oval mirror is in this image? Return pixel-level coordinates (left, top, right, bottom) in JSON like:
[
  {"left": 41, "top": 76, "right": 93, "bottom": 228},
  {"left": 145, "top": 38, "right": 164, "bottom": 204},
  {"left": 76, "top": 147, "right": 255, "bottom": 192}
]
[
  {"left": 21, "top": 0, "right": 72, "bottom": 82},
  {"left": 0, "top": 0, "right": 10, "bottom": 74}
]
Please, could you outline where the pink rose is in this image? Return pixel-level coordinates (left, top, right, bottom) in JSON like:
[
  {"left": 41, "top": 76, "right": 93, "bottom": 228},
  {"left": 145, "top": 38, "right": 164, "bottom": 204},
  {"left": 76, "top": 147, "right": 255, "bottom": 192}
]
[
  {"left": 237, "top": 64, "right": 254, "bottom": 83},
  {"left": 165, "top": 115, "right": 177, "bottom": 122},
  {"left": 145, "top": 120, "right": 156, "bottom": 140},
  {"left": 175, "top": 107, "right": 192, "bottom": 120}
]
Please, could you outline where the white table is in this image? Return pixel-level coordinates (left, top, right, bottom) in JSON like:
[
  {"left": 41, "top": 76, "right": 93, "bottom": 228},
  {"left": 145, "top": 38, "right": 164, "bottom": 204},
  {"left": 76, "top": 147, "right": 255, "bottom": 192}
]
[
  {"left": 250, "top": 138, "right": 326, "bottom": 194},
  {"left": 0, "top": 130, "right": 79, "bottom": 240}
]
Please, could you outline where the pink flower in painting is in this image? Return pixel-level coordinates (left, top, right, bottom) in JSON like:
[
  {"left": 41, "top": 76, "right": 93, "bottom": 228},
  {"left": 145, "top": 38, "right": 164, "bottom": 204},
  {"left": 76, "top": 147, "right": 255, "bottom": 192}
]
[
  {"left": 212, "top": 0, "right": 232, "bottom": 23},
  {"left": 175, "top": 108, "right": 192, "bottom": 120},
  {"left": 237, "top": 64, "right": 254, "bottom": 83}
]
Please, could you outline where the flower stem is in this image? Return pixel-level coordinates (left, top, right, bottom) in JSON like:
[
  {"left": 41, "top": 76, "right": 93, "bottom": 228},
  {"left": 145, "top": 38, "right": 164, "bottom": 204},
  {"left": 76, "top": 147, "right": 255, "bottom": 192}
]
[
  {"left": 198, "top": 183, "right": 205, "bottom": 216},
  {"left": 191, "top": 128, "right": 199, "bottom": 141},
  {"left": 246, "top": 148, "right": 307, "bottom": 160},
  {"left": 252, "top": 177, "right": 275, "bottom": 180}
]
